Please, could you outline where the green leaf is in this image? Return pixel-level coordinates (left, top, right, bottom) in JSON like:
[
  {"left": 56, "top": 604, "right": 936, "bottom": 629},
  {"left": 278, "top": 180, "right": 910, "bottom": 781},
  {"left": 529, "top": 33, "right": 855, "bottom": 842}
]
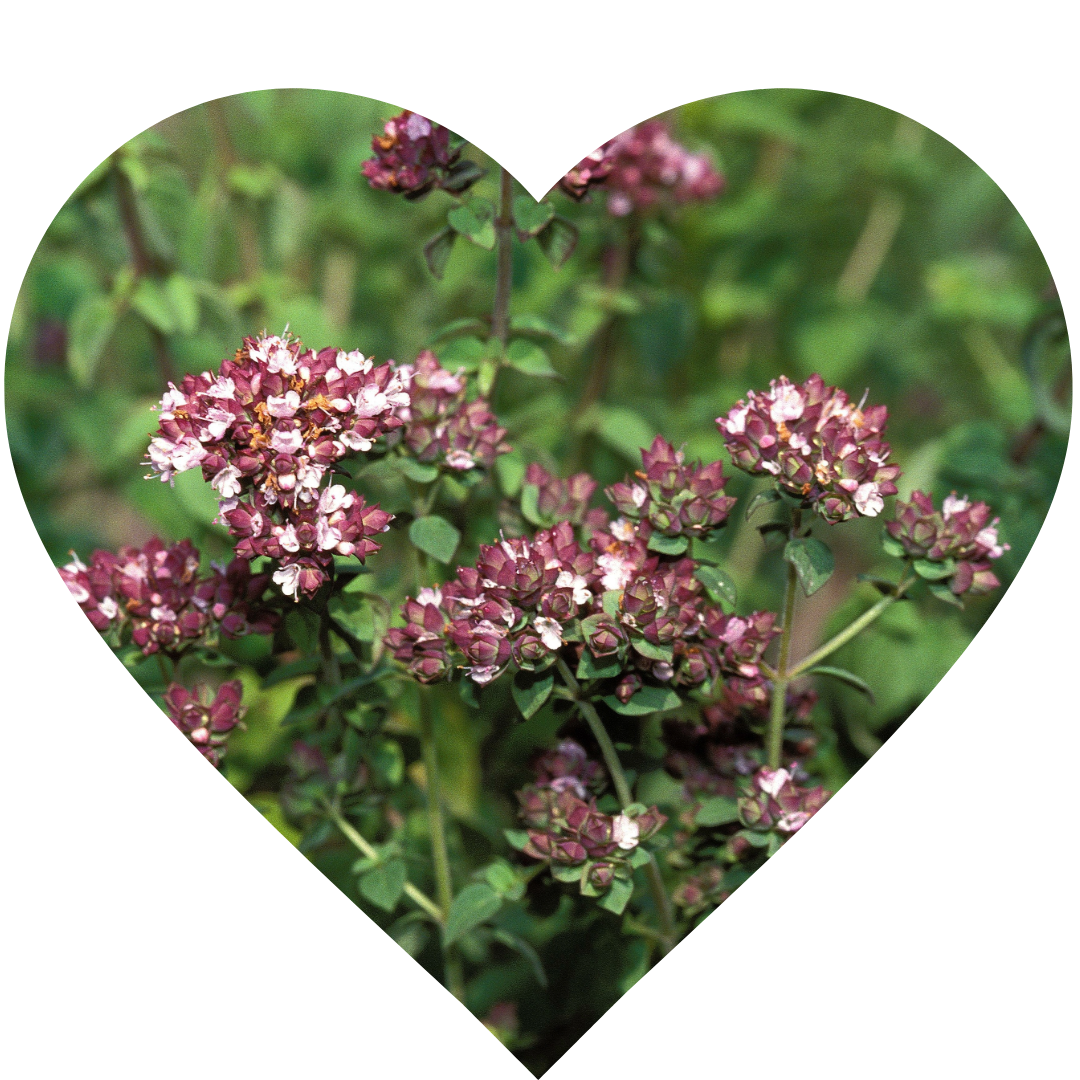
[
  {"left": 130, "top": 278, "right": 177, "bottom": 335},
  {"left": 809, "top": 665, "right": 875, "bottom": 703},
  {"left": 423, "top": 226, "right": 456, "bottom": 280},
  {"left": 577, "top": 648, "right": 622, "bottom": 680},
  {"left": 67, "top": 293, "right": 116, "bottom": 387},
  {"left": 512, "top": 195, "right": 555, "bottom": 239},
  {"left": 590, "top": 405, "right": 656, "bottom": 463},
  {"left": 601, "top": 591, "right": 621, "bottom": 618},
  {"left": 551, "top": 863, "right": 582, "bottom": 884},
  {"left": 928, "top": 581, "right": 965, "bottom": 608},
  {"left": 511, "top": 671, "right": 554, "bottom": 720},
  {"left": 509, "top": 313, "right": 574, "bottom": 346},
  {"left": 695, "top": 796, "right": 740, "bottom": 827},
  {"left": 397, "top": 458, "right": 440, "bottom": 484},
  {"left": 603, "top": 686, "right": 682, "bottom": 716},
  {"left": 427, "top": 317, "right": 488, "bottom": 345},
  {"left": 881, "top": 533, "right": 908, "bottom": 559},
  {"left": 914, "top": 557, "right": 956, "bottom": 581},
  {"left": 598, "top": 877, "right": 634, "bottom": 915},
  {"left": 359, "top": 857, "right": 407, "bottom": 912},
  {"left": 520, "top": 482, "right": 544, "bottom": 526},
  {"left": 447, "top": 200, "right": 496, "bottom": 250},
  {"left": 536, "top": 214, "right": 579, "bottom": 268},
  {"left": 441, "top": 159, "right": 487, "bottom": 194},
  {"left": 647, "top": 532, "right": 688, "bottom": 556},
  {"left": 627, "top": 847, "right": 651, "bottom": 869},
  {"left": 631, "top": 637, "right": 674, "bottom": 663},
  {"left": 262, "top": 655, "right": 322, "bottom": 689},
  {"left": 164, "top": 273, "right": 199, "bottom": 335},
  {"left": 857, "top": 574, "right": 900, "bottom": 596},
  {"left": 506, "top": 338, "right": 558, "bottom": 378},
  {"left": 495, "top": 450, "right": 526, "bottom": 497},
  {"left": 492, "top": 929, "right": 548, "bottom": 988},
  {"left": 783, "top": 537, "right": 835, "bottom": 597},
  {"left": 409, "top": 515, "right": 461, "bottom": 564},
  {"left": 483, "top": 861, "right": 519, "bottom": 897},
  {"left": 695, "top": 565, "right": 737, "bottom": 609},
  {"left": 285, "top": 607, "right": 320, "bottom": 654},
  {"left": 444, "top": 883, "right": 502, "bottom": 946},
  {"left": 437, "top": 335, "right": 485, "bottom": 372},
  {"left": 745, "top": 488, "right": 782, "bottom": 521},
  {"left": 503, "top": 828, "right": 530, "bottom": 852}
]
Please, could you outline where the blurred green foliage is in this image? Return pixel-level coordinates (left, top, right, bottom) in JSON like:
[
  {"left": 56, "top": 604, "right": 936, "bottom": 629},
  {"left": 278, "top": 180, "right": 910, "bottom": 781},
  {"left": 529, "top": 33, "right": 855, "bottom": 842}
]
[{"left": 5, "top": 88, "right": 1069, "bottom": 1074}]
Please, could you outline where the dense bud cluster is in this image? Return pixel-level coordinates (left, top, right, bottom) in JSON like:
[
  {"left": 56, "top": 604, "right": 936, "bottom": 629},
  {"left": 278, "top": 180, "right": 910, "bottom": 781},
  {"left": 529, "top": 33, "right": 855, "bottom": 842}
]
[
  {"left": 606, "top": 435, "right": 735, "bottom": 540},
  {"left": 146, "top": 332, "right": 405, "bottom": 598},
  {"left": 671, "top": 866, "right": 727, "bottom": 916},
  {"left": 886, "top": 491, "right": 1008, "bottom": 596},
  {"left": 557, "top": 120, "right": 724, "bottom": 216},
  {"left": 737, "top": 765, "right": 829, "bottom": 834},
  {"left": 515, "top": 742, "right": 667, "bottom": 896},
  {"left": 361, "top": 111, "right": 460, "bottom": 198},
  {"left": 396, "top": 350, "right": 509, "bottom": 472},
  {"left": 523, "top": 463, "right": 605, "bottom": 531},
  {"left": 163, "top": 680, "right": 244, "bottom": 767},
  {"left": 386, "top": 521, "right": 596, "bottom": 685},
  {"left": 59, "top": 538, "right": 277, "bottom": 655},
  {"left": 718, "top": 374, "right": 902, "bottom": 523},
  {"left": 531, "top": 739, "right": 605, "bottom": 799},
  {"left": 389, "top": 507, "right": 778, "bottom": 701}
]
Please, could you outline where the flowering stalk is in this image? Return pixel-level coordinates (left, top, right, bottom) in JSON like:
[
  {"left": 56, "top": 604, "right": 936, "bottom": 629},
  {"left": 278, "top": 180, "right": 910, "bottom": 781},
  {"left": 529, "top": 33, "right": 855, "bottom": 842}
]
[
  {"left": 491, "top": 167, "right": 514, "bottom": 349},
  {"left": 555, "top": 657, "right": 676, "bottom": 952},
  {"left": 767, "top": 535, "right": 801, "bottom": 770},
  {"left": 787, "top": 569, "right": 914, "bottom": 680},
  {"left": 327, "top": 806, "right": 444, "bottom": 924}
]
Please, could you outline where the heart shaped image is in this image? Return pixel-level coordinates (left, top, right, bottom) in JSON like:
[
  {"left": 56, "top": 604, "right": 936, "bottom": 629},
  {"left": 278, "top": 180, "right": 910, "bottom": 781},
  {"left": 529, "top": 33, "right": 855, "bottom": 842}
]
[{"left": 6, "top": 89, "right": 1070, "bottom": 1075}]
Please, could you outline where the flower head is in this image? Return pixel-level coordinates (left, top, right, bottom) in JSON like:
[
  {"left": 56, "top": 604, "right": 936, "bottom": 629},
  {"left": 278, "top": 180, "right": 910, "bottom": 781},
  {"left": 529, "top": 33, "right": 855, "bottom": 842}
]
[
  {"left": 718, "top": 375, "right": 902, "bottom": 524},
  {"left": 163, "top": 680, "right": 245, "bottom": 767}
]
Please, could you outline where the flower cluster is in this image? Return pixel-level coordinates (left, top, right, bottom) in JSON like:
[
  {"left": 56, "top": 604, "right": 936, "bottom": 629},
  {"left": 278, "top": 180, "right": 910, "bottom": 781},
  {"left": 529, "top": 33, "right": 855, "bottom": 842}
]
[
  {"left": 557, "top": 120, "right": 724, "bottom": 216},
  {"left": 361, "top": 111, "right": 463, "bottom": 198},
  {"left": 396, "top": 350, "right": 509, "bottom": 472},
  {"left": 386, "top": 521, "right": 596, "bottom": 685},
  {"left": 737, "top": 765, "right": 829, "bottom": 834},
  {"left": 663, "top": 685, "right": 818, "bottom": 799},
  {"left": 606, "top": 436, "right": 735, "bottom": 540},
  {"left": 163, "top": 680, "right": 244, "bottom": 767},
  {"left": 523, "top": 463, "right": 606, "bottom": 532},
  {"left": 531, "top": 738, "right": 605, "bottom": 799},
  {"left": 718, "top": 374, "right": 902, "bottom": 523},
  {"left": 59, "top": 538, "right": 277, "bottom": 655},
  {"left": 885, "top": 491, "right": 1008, "bottom": 596},
  {"left": 671, "top": 866, "right": 727, "bottom": 917},
  {"left": 146, "top": 331, "right": 406, "bottom": 598},
  {"left": 515, "top": 743, "right": 666, "bottom": 896}
]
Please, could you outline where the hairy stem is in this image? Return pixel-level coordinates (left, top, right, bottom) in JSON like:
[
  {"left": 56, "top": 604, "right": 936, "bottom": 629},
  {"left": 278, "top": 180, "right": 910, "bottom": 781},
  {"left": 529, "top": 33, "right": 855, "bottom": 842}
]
[
  {"left": 555, "top": 656, "right": 676, "bottom": 953},
  {"left": 327, "top": 807, "right": 444, "bottom": 923}
]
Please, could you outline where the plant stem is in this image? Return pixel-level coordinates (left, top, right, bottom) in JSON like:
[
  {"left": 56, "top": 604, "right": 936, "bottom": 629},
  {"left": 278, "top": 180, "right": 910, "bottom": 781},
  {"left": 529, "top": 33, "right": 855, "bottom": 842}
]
[
  {"left": 766, "top": 512, "right": 802, "bottom": 769},
  {"left": 481, "top": 165, "right": 514, "bottom": 404},
  {"left": 787, "top": 571, "right": 914, "bottom": 680},
  {"left": 418, "top": 691, "right": 466, "bottom": 1001},
  {"left": 327, "top": 807, "right": 444, "bottom": 924},
  {"left": 554, "top": 656, "right": 677, "bottom": 953},
  {"left": 555, "top": 658, "right": 631, "bottom": 805},
  {"left": 490, "top": 167, "right": 514, "bottom": 350}
]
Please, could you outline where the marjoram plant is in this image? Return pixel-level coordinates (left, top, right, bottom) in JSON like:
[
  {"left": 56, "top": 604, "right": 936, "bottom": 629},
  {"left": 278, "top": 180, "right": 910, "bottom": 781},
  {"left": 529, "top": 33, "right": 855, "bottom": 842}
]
[{"left": 57, "top": 109, "right": 1008, "bottom": 1036}]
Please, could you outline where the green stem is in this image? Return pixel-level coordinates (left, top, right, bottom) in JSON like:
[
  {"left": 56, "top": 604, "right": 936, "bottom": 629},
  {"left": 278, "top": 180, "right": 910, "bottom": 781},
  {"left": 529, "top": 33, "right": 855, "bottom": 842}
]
[
  {"left": 484, "top": 167, "right": 514, "bottom": 403},
  {"left": 787, "top": 571, "right": 914, "bottom": 680},
  {"left": 554, "top": 656, "right": 677, "bottom": 953},
  {"left": 767, "top": 514, "right": 801, "bottom": 770},
  {"left": 328, "top": 807, "right": 444, "bottom": 924}
]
